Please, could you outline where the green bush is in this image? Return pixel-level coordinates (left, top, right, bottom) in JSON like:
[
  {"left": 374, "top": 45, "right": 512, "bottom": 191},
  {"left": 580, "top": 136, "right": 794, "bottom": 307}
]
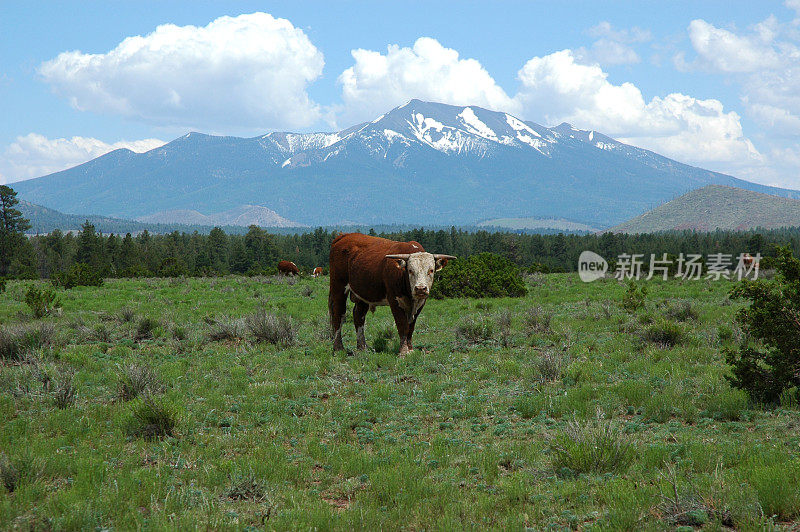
[
  {"left": 246, "top": 310, "right": 296, "bottom": 346},
  {"left": 24, "top": 285, "right": 60, "bottom": 319},
  {"left": 125, "top": 394, "right": 178, "bottom": 440},
  {"left": 550, "top": 414, "right": 634, "bottom": 474},
  {"left": 52, "top": 262, "right": 103, "bottom": 289},
  {"left": 726, "top": 246, "right": 800, "bottom": 403},
  {"left": 621, "top": 280, "right": 647, "bottom": 313},
  {"left": 454, "top": 315, "right": 494, "bottom": 347},
  {"left": 117, "top": 364, "right": 164, "bottom": 401},
  {"left": 0, "top": 323, "right": 56, "bottom": 361},
  {"left": 640, "top": 320, "right": 684, "bottom": 348},
  {"left": 134, "top": 317, "right": 159, "bottom": 341},
  {"left": 431, "top": 252, "right": 527, "bottom": 299}
]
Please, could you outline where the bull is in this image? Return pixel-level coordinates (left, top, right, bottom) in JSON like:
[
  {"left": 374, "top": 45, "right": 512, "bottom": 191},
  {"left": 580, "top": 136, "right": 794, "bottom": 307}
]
[
  {"left": 328, "top": 233, "right": 454, "bottom": 355},
  {"left": 312, "top": 267, "right": 323, "bottom": 278},
  {"left": 277, "top": 260, "right": 300, "bottom": 276}
]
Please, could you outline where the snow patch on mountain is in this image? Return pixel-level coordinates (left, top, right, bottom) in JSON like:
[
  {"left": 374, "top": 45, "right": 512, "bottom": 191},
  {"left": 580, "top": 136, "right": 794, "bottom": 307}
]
[{"left": 457, "top": 108, "right": 497, "bottom": 140}]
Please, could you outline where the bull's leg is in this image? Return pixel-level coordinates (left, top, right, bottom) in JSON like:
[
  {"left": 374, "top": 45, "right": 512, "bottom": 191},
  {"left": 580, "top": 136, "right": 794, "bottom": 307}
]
[
  {"left": 389, "top": 302, "right": 411, "bottom": 356},
  {"left": 405, "top": 301, "right": 426, "bottom": 351},
  {"left": 353, "top": 300, "right": 369, "bottom": 350},
  {"left": 329, "top": 286, "right": 347, "bottom": 351}
]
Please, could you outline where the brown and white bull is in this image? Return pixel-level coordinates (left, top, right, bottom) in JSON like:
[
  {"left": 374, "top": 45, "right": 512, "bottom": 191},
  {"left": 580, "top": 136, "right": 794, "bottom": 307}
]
[
  {"left": 277, "top": 260, "right": 300, "bottom": 276},
  {"left": 312, "top": 267, "right": 323, "bottom": 278},
  {"left": 328, "top": 233, "right": 454, "bottom": 355}
]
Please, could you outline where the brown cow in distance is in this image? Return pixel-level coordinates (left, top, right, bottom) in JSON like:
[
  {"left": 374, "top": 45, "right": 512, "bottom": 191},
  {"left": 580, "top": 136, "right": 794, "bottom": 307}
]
[
  {"left": 328, "top": 233, "right": 454, "bottom": 356},
  {"left": 277, "top": 260, "right": 300, "bottom": 276},
  {"left": 312, "top": 267, "right": 323, "bottom": 278}
]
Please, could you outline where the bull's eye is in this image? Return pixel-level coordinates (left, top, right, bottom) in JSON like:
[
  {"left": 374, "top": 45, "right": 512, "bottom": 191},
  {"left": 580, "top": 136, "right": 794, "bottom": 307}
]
[{"left": 429, "top": 269, "right": 434, "bottom": 275}]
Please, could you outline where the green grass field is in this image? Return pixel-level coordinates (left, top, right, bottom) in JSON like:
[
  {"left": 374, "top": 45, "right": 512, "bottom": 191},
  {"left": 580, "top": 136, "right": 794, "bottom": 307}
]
[{"left": 1, "top": 273, "right": 799, "bottom": 530}]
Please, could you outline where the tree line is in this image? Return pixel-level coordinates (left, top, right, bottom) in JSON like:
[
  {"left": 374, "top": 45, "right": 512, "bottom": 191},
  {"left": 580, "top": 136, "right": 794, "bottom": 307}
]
[{"left": 2, "top": 185, "right": 800, "bottom": 280}]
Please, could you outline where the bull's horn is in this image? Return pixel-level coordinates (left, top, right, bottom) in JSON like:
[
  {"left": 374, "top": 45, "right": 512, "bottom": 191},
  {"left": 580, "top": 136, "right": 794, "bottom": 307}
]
[
  {"left": 432, "top": 254, "right": 457, "bottom": 260},
  {"left": 385, "top": 254, "right": 412, "bottom": 260}
]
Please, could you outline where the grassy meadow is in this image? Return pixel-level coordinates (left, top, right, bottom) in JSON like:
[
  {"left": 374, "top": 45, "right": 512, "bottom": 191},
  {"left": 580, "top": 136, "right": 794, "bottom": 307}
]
[{"left": 1, "top": 273, "right": 799, "bottom": 530}]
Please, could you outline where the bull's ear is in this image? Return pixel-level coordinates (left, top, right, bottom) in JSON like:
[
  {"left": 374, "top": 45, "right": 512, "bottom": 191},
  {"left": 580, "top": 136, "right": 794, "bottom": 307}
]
[
  {"left": 385, "top": 254, "right": 410, "bottom": 270},
  {"left": 433, "top": 254, "right": 455, "bottom": 271}
]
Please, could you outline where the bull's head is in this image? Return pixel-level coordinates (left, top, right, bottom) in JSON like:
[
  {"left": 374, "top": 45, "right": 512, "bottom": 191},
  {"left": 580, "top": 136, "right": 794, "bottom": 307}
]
[{"left": 385, "top": 252, "right": 456, "bottom": 298}]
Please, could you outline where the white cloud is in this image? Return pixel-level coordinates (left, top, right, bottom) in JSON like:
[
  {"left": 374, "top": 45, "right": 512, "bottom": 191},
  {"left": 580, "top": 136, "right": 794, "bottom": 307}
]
[
  {"left": 680, "top": 18, "right": 783, "bottom": 73},
  {"left": 336, "top": 37, "right": 519, "bottom": 125},
  {"left": 575, "top": 22, "right": 651, "bottom": 66},
  {"left": 514, "top": 49, "right": 762, "bottom": 174},
  {"left": 0, "top": 134, "right": 165, "bottom": 184},
  {"left": 38, "top": 12, "right": 324, "bottom": 132}
]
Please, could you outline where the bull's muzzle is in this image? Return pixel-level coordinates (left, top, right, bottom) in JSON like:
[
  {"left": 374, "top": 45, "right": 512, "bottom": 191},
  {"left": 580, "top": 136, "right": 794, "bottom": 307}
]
[{"left": 414, "top": 285, "right": 429, "bottom": 298}]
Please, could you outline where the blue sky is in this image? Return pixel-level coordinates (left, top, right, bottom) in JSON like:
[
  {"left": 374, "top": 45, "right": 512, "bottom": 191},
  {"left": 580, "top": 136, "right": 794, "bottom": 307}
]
[{"left": 2, "top": 1, "right": 799, "bottom": 187}]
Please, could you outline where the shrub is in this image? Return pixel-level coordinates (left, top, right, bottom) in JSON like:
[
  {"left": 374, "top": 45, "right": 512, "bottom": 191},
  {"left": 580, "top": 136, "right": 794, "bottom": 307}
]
[
  {"left": 227, "top": 471, "right": 268, "bottom": 501},
  {"left": 663, "top": 300, "right": 699, "bottom": 322},
  {"left": 372, "top": 324, "right": 395, "bottom": 353},
  {"left": 24, "top": 285, "right": 61, "bottom": 318},
  {"left": 0, "top": 323, "right": 56, "bottom": 361},
  {"left": 206, "top": 316, "right": 245, "bottom": 342},
  {"left": 51, "top": 263, "right": 103, "bottom": 289},
  {"left": 512, "top": 393, "right": 547, "bottom": 419},
  {"left": 117, "top": 364, "right": 164, "bottom": 401},
  {"left": 118, "top": 307, "right": 136, "bottom": 323},
  {"left": 126, "top": 394, "right": 177, "bottom": 440},
  {"left": 52, "top": 372, "right": 76, "bottom": 409},
  {"left": 538, "top": 349, "right": 568, "bottom": 383},
  {"left": 134, "top": 317, "right": 159, "bottom": 341},
  {"left": 726, "top": 246, "right": 800, "bottom": 403},
  {"left": 454, "top": 315, "right": 494, "bottom": 347},
  {"left": 550, "top": 413, "right": 634, "bottom": 474},
  {"left": 524, "top": 306, "right": 552, "bottom": 333},
  {"left": 431, "top": 253, "right": 527, "bottom": 299},
  {"left": 246, "top": 310, "right": 296, "bottom": 346},
  {"left": 640, "top": 320, "right": 684, "bottom": 348},
  {"left": 621, "top": 280, "right": 647, "bottom": 313},
  {"left": 747, "top": 462, "right": 800, "bottom": 520},
  {"left": 301, "top": 285, "right": 313, "bottom": 298},
  {"left": 496, "top": 309, "right": 513, "bottom": 347},
  {"left": 0, "top": 454, "right": 19, "bottom": 493}
]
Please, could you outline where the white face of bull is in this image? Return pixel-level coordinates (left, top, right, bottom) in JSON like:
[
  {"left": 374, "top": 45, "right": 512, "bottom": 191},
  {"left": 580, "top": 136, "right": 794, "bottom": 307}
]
[{"left": 404, "top": 252, "right": 441, "bottom": 298}]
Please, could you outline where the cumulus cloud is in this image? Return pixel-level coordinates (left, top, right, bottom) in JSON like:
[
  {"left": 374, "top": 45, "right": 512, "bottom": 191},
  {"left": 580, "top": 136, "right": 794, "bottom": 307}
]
[
  {"left": 575, "top": 22, "right": 651, "bottom": 66},
  {"left": 514, "top": 49, "right": 762, "bottom": 173},
  {"left": 336, "top": 37, "right": 519, "bottom": 125},
  {"left": 678, "top": 18, "right": 783, "bottom": 72},
  {"left": 0, "top": 134, "right": 165, "bottom": 184},
  {"left": 38, "top": 12, "right": 324, "bottom": 132}
]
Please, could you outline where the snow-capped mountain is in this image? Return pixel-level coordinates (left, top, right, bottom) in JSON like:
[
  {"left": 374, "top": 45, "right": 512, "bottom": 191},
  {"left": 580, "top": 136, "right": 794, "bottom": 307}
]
[{"left": 12, "top": 100, "right": 800, "bottom": 228}]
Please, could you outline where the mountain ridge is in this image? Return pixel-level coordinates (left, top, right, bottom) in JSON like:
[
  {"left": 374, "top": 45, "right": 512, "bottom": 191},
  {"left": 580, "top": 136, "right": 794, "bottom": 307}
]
[{"left": 11, "top": 99, "right": 800, "bottom": 228}]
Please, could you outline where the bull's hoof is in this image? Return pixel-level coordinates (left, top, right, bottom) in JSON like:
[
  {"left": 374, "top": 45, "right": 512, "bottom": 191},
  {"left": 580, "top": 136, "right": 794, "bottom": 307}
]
[
  {"left": 333, "top": 342, "right": 345, "bottom": 352},
  {"left": 398, "top": 345, "right": 412, "bottom": 357},
  {"left": 356, "top": 343, "right": 367, "bottom": 351}
]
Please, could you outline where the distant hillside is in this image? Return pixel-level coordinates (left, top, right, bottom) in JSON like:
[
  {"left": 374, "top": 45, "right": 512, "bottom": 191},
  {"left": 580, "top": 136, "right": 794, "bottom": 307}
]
[
  {"left": 17, "top": 200, "right": 296, "bottom": 235},
  {"left": 136, "top": 205, "right": 305, "bottom": 227},
  {"left": 478, "top": 217, "right": 598, "bottom": 233},
  {"left": 610, "top": 185, "right": 800, "bottom": 233}
]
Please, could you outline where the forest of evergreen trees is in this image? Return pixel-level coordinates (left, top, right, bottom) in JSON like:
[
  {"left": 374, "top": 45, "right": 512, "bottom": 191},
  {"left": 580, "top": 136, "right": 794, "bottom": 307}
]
[
  {"left": 3, "top": 182, "right": 799, "bottom": 280},
  {"left": 3, "top": 221, "right": 799, "bottom": 280}
]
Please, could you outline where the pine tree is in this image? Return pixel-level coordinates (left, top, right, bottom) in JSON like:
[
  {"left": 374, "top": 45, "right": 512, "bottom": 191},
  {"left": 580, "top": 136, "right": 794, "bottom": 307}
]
[{"left": 0, "top": 185, "right": 32, "bottom": 276}]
